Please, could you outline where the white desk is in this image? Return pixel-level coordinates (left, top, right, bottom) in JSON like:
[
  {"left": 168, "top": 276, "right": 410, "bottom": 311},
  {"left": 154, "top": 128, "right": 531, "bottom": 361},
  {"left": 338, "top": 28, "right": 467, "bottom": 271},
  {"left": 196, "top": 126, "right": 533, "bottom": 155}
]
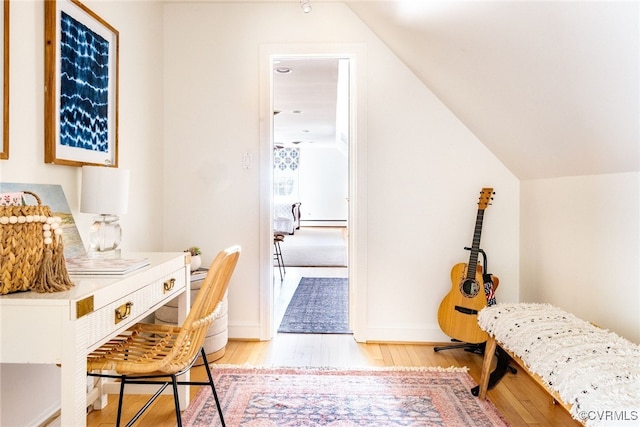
[{"left": 0, "top": 252, "right": 190, "bottom": 427}]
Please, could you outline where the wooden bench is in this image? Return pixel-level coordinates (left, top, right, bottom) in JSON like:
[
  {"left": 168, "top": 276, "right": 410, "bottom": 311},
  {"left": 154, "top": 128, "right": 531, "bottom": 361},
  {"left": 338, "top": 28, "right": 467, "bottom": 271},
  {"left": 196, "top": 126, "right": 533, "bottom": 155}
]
[{"left": 476, "top": 303, "right": 639, "bottom": 426}]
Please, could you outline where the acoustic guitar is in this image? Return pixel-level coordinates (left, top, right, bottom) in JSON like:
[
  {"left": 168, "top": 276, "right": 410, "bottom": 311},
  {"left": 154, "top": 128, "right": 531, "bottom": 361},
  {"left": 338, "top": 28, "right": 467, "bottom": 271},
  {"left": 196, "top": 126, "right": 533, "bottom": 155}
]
[{"left": 437, "top": 188, "right": 498, "bottom": 344}]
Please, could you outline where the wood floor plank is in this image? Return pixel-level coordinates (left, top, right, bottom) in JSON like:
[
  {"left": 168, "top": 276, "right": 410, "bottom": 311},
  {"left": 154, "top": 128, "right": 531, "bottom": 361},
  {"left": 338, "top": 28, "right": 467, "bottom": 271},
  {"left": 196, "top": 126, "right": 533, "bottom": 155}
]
[{"left": 405, "top": 344, "right": 426, "bottom": 367}]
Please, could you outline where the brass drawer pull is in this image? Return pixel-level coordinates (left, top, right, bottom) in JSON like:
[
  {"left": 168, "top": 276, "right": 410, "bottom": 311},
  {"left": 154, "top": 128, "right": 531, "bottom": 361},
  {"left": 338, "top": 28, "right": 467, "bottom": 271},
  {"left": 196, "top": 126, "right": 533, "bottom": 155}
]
[
  {"left": 115, "top": 302, "right": 133, "bottom": 324},
  {"left": 164, "top": 278, "right": 176, "bottom": 293}
]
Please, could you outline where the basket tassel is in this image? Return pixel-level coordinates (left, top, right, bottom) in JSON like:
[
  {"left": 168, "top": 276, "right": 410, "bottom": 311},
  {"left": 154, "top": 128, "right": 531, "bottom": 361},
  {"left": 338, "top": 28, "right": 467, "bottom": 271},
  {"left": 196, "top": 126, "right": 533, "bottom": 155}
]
[
  {"left": 52, "top": 241, "right": 73, "bottom": 288},
  {"left": 32, "top": 238, "right": 74, "bottom": 293}
]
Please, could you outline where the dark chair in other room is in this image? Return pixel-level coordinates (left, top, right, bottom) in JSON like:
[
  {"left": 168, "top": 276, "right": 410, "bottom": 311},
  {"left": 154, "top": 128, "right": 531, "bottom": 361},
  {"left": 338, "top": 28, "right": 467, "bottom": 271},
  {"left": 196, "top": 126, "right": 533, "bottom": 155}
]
[{"left": 274, "top": 233, "right": 286, "bottom": 281}]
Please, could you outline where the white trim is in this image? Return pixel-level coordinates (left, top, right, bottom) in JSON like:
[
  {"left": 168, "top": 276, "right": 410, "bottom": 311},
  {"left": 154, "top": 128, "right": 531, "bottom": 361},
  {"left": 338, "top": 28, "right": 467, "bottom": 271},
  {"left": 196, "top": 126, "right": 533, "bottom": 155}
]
[
  {"left": 347, "top": 47, "right": 368, "bottom": 343},
  {"left": 228, "top": 322, "right": 263, "bottom": 340},
  {"left": 259, "top": 43, "right": 368, "bottom": 342},
  {"left": 299, "top": 220, "right": 348, "bottom": 227},
  {"left": 259, "top": 46, "right": 274, "bottom": 340},
  {"left": 365, "top": 325, "right": 451, "bottom": 343}
]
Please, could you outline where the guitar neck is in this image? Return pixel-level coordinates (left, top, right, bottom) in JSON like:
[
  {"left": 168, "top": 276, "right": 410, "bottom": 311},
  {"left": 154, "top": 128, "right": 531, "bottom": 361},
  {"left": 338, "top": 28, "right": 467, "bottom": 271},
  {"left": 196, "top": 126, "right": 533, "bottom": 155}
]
[{"left": 466, "top": 208, "right": 485, "bottom": 280}]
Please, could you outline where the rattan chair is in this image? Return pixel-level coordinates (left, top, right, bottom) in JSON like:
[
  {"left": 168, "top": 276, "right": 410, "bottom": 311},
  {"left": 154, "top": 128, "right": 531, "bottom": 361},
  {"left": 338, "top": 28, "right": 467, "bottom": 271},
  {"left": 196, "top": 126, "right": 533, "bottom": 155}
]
[{"left": 87, "top": 245, "right": 241, "bottom": 427}]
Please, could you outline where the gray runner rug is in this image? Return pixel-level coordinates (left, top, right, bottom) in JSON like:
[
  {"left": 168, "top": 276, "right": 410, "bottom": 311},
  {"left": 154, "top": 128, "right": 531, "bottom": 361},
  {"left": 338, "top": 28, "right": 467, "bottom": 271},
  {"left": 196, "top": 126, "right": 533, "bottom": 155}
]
[{"left": 278, "top": 277, "right": 351, "bottom": 334}]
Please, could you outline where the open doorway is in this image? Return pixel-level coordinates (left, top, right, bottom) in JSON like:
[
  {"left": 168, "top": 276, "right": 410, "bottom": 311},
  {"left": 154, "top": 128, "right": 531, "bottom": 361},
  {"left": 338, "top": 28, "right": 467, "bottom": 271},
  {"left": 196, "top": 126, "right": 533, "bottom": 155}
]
[
  {"left": 259, "top": 44, "right": 367, "bottom": 342},
  {"left": 271, "top": 57, "right": 350, "bottom": 334}
]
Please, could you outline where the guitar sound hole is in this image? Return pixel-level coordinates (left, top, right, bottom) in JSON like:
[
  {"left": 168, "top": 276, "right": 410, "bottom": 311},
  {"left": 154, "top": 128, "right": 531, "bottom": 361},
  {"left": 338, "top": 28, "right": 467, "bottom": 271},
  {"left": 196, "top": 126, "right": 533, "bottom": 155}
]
[{"left": 460, "top": 279, "right": 480, "bottom": 298}]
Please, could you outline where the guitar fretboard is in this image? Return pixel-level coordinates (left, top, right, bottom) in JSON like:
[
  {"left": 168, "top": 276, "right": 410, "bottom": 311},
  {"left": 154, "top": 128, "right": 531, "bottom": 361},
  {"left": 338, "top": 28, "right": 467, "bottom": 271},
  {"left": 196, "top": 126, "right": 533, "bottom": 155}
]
[{"left": 466, "top": 209, "right": 485, "bottom": 280}]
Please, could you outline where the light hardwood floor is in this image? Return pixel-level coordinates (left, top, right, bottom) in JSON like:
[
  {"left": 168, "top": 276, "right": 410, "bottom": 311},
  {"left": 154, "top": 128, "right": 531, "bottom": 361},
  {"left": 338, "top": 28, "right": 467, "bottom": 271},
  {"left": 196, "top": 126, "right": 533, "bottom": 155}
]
[{"left": 86, "top": 267, "right": 580, "bottom": 426}]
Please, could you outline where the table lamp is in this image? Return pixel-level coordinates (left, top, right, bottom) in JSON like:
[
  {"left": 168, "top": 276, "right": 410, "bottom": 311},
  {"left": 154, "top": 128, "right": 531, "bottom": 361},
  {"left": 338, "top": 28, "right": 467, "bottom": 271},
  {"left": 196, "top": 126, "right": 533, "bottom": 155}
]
[{"left": 80, "top": 165, "right": 130, "bottom": 257}]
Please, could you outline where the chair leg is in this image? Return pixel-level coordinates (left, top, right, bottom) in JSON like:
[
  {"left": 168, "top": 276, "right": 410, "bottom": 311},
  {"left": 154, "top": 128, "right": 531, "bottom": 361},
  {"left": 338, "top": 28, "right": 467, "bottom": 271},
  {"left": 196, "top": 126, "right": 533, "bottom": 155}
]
[
  {"left": 274, "top": 238, "right": 284, "bottom": 281},
  {"left": 98, "top": 350, "right": 226, "bottom": 427},
  {"left": 115, "top": 376, "right": 127, "bottom": 427},
  {"left": 125, "top": 381, "right": 170, "bottom": 427},
  {"left": 171, "top": 374, "right": 183, "bottom": 427},
  {"left": 201, "top": 347, "right": 226, "bottom": 426},
  {"left": 278, "top": 241, "right": 285, "bottom": 275}
]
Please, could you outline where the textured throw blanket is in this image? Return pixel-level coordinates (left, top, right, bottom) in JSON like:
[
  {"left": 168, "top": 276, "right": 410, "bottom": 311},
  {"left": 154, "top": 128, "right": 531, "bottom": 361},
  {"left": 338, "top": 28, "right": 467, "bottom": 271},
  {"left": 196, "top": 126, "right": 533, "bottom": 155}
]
[{"left": 478, "top": 303, "right": 639, "bottom": 426}]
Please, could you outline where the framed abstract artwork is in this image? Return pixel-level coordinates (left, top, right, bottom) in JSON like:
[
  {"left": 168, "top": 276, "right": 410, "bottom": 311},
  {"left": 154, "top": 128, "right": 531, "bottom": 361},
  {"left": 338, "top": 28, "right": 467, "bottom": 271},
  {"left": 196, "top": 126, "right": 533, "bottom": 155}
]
[
  {"left": 0, "top": 0, "right": 9, "bottom": 160},
  {"left": 44, "top": 0, "right": 119, "bottom": 167}
]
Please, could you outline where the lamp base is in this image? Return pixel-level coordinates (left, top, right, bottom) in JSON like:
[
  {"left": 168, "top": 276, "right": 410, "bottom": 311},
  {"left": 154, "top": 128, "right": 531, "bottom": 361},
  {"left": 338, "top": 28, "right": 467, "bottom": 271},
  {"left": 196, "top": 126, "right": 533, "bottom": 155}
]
[
  {"left": 88, "top": 215, "right": 122, "bottom": 257},
  {"left": 87, "top": 249, "right": 122, "bottom": 259}
]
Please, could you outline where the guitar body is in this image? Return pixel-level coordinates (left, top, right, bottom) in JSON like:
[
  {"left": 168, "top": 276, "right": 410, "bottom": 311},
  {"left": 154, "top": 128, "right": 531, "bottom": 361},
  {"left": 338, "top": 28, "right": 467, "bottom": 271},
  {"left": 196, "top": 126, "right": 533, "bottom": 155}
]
[{"left": 438, "top": 263, "right": 499, "bottom": 344}]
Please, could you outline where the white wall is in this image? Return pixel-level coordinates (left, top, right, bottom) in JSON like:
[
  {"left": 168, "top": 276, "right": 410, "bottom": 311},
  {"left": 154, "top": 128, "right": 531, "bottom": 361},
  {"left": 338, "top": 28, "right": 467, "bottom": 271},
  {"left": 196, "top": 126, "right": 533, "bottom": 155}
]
[
  {"left": 363, "top": 30, "right": 520, "bottom": 341},
  {"left": 162, "top": 1, "right": 520, "bottom": 342},
  {"left": 299, "top": 145, "right": 348, "bottom": 223},
  {"left": 0, "top": 1, "right": 165, "bottom": 425},
  {"left": 521, "top": 173, "right": 640, "bottom": 343}
]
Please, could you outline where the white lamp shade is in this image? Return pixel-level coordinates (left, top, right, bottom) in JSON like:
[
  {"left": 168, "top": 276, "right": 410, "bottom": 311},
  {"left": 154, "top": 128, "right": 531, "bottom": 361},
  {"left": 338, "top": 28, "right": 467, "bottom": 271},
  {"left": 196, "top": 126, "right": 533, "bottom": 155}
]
[{"left": 81, "top": 166, "right": 130, "bottom": 215}]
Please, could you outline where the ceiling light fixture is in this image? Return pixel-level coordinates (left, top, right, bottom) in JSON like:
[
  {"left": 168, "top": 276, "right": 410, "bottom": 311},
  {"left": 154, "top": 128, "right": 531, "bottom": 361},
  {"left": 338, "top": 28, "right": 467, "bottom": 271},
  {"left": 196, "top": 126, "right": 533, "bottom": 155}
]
[{"left": 300, "top": 0, "right": 312, "bottom": 14}]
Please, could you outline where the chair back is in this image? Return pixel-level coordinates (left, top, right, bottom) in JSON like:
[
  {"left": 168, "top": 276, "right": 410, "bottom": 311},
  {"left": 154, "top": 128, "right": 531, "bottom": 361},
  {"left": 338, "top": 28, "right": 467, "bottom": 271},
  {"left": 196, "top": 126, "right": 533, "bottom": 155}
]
[{"left": 166, "top": 245, "right": 240, "bottom": 370}]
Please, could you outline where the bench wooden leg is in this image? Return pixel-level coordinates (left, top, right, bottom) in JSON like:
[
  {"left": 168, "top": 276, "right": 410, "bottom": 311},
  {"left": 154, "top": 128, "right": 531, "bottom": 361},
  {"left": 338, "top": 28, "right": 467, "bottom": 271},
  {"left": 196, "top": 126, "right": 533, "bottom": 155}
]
[{"left": 478, "top": 335, "right": 497, "bottom": 399}]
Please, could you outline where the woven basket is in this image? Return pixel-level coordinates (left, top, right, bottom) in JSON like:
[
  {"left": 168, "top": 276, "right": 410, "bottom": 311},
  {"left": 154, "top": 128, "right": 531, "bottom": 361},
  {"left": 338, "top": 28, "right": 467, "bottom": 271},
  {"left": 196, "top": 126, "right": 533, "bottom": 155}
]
[{"left": 0, "top": 191, "right": 73, "bottom": 295}]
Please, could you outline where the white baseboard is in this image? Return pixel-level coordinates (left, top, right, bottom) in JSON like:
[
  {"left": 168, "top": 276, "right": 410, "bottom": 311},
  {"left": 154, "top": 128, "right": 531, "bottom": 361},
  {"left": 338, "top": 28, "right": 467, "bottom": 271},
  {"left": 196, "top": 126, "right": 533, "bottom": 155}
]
[
  {"left": 364, "top": 326, "right": 451, "bottom": 344},
  {"left": 300, "top": 220, "right": 347, "bottom": 227},
  {"left": 228, "top": 322, "right": 262, "bottom": 340}
]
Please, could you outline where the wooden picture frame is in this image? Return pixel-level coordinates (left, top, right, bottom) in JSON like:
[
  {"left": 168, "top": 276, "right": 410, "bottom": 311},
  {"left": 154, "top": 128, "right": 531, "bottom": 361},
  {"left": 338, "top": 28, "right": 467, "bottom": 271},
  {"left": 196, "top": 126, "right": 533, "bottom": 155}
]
[
  {"left": 0, "top": 0, "right": 9, "bottom": 160},
  {"left": 44, "top": 0, "right": 119, "bottom": 167}
]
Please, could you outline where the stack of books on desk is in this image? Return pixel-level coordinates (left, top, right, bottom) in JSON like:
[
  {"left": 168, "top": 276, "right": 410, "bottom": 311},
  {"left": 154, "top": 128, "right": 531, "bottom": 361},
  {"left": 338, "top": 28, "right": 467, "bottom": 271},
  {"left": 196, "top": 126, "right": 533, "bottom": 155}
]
[{"left": 66, "top": 257, "right": 151, "bottom": 275}]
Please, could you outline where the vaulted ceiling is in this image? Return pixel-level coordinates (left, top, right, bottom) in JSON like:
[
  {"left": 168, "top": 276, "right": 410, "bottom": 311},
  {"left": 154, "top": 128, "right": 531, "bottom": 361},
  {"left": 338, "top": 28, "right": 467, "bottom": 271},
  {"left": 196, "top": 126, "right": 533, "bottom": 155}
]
[
  {"left": 209, "top": 1, "right": 640, "bottom": 180},
  {"left": 344, "top": 0, "right": 639, "bottom": 180}
]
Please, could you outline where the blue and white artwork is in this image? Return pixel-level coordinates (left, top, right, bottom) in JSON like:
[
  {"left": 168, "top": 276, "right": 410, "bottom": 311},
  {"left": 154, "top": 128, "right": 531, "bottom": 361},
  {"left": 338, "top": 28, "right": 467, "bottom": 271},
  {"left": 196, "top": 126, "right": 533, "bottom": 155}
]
[{"left": 59, "top": 11, "right": 110, "bottom": 153}]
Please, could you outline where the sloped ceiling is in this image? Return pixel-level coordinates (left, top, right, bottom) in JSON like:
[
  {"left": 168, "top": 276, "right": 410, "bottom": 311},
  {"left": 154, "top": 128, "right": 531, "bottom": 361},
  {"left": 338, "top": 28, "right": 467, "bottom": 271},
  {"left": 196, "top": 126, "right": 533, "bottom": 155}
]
[
  {"left": 345, "top": 0, "right": 639, "bottom": 180},
  {"left": 201, "top": 1, "right": 639, "bottom": 180}
]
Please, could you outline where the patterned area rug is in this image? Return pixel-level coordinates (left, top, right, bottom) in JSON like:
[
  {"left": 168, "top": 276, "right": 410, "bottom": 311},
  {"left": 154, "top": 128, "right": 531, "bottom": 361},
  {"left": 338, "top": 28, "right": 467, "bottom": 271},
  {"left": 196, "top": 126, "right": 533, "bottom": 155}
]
[
  {"left": 278, "top": 277, "right": 350, "bottom": 334},
  {"left": 182, "top": 365, "right": 509, "bottom": 427}
]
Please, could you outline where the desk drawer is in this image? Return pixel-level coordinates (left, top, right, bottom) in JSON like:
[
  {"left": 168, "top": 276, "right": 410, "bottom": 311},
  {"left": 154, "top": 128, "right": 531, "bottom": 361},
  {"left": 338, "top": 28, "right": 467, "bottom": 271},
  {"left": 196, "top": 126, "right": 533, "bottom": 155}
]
[{"left": 85, "top": 268, "right": 186, "bottom": 350}]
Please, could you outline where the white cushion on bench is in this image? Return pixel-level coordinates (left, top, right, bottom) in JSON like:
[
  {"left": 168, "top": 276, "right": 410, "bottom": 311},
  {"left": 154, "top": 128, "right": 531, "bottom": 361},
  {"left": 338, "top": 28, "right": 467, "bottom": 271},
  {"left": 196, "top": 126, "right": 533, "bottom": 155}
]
[{"left": 478, "top": 303, "right": 639, "bottom": 426}]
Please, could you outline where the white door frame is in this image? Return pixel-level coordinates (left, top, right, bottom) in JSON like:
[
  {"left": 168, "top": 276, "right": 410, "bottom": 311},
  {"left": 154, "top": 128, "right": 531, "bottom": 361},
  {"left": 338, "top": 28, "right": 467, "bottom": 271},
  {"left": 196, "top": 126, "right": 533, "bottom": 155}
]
[{"left": 259, "top": 43, "right": 368, "bottom": 342}]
